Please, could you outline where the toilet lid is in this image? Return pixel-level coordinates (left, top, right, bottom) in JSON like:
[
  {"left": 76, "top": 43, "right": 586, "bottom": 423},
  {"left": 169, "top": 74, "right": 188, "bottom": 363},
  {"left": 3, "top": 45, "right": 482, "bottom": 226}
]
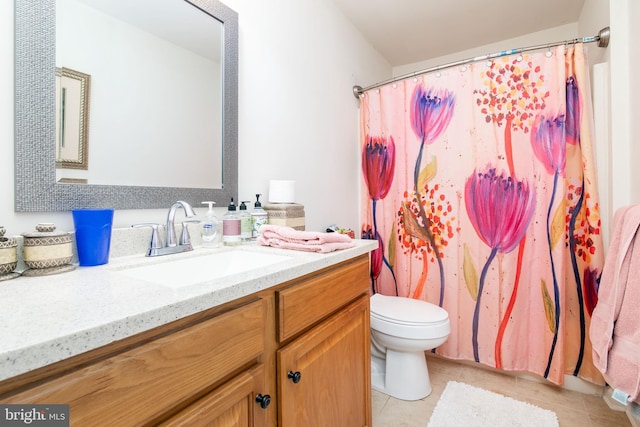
[{"left": 370, "top": 294, "right": 448, "bottom": 325}]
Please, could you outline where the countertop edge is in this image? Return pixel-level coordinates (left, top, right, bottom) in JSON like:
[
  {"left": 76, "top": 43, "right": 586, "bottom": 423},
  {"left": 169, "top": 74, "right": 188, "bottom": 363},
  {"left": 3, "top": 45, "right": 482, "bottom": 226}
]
[{"left": 0, "top": 240, "right": 376, "bottom": 381}]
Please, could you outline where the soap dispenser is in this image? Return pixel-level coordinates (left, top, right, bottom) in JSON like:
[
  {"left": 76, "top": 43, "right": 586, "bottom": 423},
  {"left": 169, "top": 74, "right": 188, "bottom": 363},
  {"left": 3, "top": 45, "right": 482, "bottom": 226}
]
[
  {"left": 251, "top": 194, "right": 268, "bottom": 239},
  {"left": 239, "top": 201, "right": 252, "bottom": 242},
  {"left": 222, "top": 198, "right": 241, "bottom": 246},
  {"left": 201, "top": 201, "right": 222, "bottom": 247}
]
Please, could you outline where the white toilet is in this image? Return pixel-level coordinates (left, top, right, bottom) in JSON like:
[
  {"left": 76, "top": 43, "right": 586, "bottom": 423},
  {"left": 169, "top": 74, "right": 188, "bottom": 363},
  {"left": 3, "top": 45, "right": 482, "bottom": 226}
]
[{"left": 370, "top": 293, "right": 450, "bottom": 401}]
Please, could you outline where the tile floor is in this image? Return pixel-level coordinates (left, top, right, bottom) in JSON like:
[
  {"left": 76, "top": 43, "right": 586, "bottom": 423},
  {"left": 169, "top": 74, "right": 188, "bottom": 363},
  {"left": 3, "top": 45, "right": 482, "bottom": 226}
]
[{"left": 372, "top": 354, "right": 632, "bottom": 427}]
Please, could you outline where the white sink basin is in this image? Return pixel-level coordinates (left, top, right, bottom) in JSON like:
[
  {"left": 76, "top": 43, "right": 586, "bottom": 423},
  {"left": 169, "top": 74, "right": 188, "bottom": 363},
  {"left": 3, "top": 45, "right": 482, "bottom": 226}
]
[{"left": 114, "top": 250, "right": 292, "bottom": 288}]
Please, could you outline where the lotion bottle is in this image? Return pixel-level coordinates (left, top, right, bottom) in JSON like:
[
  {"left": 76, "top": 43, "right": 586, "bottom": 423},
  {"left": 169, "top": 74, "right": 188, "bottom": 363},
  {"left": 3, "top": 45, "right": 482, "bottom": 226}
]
[
  {"left": 251, "top": 194, "right": 268, "bottom": 239},
  {"left": 222, "top": 198, "right": 241, "bottom": 246},
  {"left": 200, "top": 201, "right": 222, "bottom": 247},
  {"left": 239, "top": 201, "right": 252, "bottom": 242}
]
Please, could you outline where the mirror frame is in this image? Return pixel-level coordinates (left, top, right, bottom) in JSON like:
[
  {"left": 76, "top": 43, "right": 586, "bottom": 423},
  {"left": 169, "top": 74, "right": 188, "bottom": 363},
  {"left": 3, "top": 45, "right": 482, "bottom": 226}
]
[{"left": 14, "top": 0, "right": 238, "bottom": 211}]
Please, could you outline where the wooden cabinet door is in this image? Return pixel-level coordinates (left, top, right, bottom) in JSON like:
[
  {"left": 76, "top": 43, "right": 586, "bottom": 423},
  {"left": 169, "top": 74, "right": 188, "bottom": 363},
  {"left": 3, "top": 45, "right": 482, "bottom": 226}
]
[
  {"left": 1, "top": 300, "right": 266, "bottom": 426},
  {"left": 160, "top": 364, "right": 270, "bottom": 427},
  {"left": 278, "top": 295, "right": 371, "bottom": 427}
]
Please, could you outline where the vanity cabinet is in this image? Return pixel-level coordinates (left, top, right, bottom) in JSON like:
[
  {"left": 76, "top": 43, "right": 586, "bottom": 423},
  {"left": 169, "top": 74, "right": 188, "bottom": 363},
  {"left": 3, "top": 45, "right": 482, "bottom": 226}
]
[
  {"left": 277, "top": 257, "right": 371, "bottom": 426},
  {"left": 0, "top": 298, "right": 271, "bottom": 426},
  {"left": 0, "top": 254, "right": 371, "bottom": 426},
  {"left": 278, "top": 296, "right": 370, "bottom": 426}
]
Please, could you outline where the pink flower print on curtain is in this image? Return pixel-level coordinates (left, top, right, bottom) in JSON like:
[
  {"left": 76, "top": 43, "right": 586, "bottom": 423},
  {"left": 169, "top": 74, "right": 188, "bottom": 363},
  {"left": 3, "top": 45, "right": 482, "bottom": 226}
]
[
  {"left": 408, "top": 86, "right": 455, "bottom": 306},
  {"left": 411, "top": 87, "right": 456, "bottom": 144},
  {"left": 530, "top": 113, "right": 567, "bottom": 378},
  {"left": 464, "top": 167, "right": 536, "bottom": 363},
  {"left": 362, "top": 225, "right": 384, "bottom": 291},
  {"left": 474, "top": 59, "right": 549, "bottom": 177},
  {"left": 358, "top": 44, "right": 605, "bottom": 386},
  {"left": 362, "top": 135, "right": 397, "bottom": 294},
  {"left": 565, "top": 76, "right": 581, "bottom": 146},
  {"left": 583, "top": 267, "right": 600, "bottom": 317},
  {"left": 531, "top": 115, "right": 567, "bottom": 175},
  {"left": 563, "top": 74, "right": 603, "bottom": 376},
  {"left": 362, "top": 136, "right": 396, "bottom": 201},
  {"left": 472, "top": 58, "right": 549, "bottom": 369}
]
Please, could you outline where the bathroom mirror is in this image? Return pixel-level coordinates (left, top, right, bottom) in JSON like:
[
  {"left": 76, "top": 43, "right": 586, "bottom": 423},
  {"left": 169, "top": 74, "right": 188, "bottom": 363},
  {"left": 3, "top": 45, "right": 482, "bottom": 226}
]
[{"left": 15, "top": 0, "right": 238, "bottom": 211}]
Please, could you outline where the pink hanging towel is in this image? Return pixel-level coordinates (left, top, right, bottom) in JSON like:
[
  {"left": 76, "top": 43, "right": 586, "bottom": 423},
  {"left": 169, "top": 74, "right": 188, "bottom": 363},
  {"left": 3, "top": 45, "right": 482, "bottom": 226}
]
[{"left": 590, "top": 205, "right": 640, "bottom": 402}]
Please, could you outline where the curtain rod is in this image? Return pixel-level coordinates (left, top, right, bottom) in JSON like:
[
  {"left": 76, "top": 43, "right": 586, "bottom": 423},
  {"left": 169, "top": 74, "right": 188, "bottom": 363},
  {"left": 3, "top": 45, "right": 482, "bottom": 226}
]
[{"left": 352, "top": 26, "right": 610, "bottom": 99}]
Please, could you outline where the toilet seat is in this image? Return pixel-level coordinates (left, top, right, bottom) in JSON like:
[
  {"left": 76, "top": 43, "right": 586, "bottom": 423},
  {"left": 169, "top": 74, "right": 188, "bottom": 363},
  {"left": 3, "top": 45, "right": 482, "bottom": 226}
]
[
  {"left": 370, "top": 294, "right": 450, "bottom": 339},
  {"left": 371, "top": 294, "right": 448, "bottom": 324}
]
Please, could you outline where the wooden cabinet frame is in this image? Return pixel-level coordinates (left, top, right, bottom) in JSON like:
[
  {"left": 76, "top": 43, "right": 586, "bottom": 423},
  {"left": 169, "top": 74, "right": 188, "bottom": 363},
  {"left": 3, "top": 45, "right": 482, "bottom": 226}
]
[{"left": 0, "top": 255, "right": 371, "bottom": 426}]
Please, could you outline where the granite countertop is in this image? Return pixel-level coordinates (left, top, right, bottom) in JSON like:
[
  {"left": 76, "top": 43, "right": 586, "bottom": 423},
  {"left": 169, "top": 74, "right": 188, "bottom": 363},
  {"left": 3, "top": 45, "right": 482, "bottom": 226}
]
[{"left": 0, "top": 240, "right": 376, "bottom": 381}]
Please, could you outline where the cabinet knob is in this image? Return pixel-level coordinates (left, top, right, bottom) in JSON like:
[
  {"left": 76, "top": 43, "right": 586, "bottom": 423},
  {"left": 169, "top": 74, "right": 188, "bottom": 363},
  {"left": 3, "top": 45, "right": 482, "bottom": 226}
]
[
  {"left": 287, "top": 371, "right": 302, "bottom": 384},
  {"left": 255, "top": 393, "right": 271, "bottom": 409}
]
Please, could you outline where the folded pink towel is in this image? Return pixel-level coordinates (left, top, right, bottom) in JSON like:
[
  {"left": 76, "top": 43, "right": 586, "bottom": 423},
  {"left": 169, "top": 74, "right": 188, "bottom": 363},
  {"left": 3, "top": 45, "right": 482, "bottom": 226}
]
[{"left": 257, "top": 224, "right": 355, "bottom": 253}]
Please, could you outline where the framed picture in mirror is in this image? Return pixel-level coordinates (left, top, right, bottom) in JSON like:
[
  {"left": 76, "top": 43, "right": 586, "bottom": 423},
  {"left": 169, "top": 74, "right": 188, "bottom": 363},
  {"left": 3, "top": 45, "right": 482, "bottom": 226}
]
[{"left": 55, "top": 67, "right": 90, "bottom": 170}]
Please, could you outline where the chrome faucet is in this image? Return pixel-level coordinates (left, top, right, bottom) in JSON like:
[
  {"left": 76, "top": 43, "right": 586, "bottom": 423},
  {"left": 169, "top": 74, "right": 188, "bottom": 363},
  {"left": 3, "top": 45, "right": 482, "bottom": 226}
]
[
  {"left": 165, "top": 200, "right": 197, "bottom": 247},
  {"left": 133, "top": 200, "right": 199, "bottom": 257}
]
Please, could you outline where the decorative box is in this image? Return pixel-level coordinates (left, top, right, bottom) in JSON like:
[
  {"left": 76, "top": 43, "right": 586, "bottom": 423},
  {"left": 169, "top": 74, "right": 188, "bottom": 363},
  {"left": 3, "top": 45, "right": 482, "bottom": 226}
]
[
  {"left": 21, "top": 223, "right": 75, "bottom": 276},
  {"left": 0, "top": 226, "right": 18, "bottom": 278},
  {"left": 263, "top": 203, "right": 305, "bottom": 231}
]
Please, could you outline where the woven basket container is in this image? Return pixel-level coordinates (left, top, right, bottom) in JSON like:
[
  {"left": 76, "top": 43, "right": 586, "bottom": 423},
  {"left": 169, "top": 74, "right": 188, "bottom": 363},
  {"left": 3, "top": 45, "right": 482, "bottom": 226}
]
[{"left": 263, "top": 203, "right": 305, "bottom": 231}]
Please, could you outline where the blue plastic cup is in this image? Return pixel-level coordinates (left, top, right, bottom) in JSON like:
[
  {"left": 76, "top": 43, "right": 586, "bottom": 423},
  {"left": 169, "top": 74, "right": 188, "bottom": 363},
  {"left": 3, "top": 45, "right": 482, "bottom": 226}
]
[{"left": 72, "top": 208, "right": 114, "bottom": 266}]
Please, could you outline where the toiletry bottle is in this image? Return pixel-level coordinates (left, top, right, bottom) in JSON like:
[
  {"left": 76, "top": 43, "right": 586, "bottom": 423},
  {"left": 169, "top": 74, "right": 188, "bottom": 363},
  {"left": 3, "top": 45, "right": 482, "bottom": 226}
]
[
  {"left": 201, "top": 201, "right": 222, "bottom": 247},
  {"left": 222, "top": 198, "right": 241, "bottom": 246},
  {"left": 251, "top": 194, "right": 268, "bottom": 239},
  {"left": 239, "top": 201, "right": 252, "bottom": 242}
]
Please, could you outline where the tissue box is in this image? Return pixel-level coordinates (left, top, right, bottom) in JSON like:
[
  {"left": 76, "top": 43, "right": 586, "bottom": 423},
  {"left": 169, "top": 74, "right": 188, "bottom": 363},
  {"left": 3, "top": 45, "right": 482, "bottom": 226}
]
[{"left": 263, "top": 203, "right": 305, "bottom": 230}]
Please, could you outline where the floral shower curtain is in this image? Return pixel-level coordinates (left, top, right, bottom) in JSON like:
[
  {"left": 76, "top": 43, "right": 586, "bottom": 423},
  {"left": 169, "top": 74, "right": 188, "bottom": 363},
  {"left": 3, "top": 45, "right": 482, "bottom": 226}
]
[{"left": 360, "top": 44, "right": 605, "bottom": 385}]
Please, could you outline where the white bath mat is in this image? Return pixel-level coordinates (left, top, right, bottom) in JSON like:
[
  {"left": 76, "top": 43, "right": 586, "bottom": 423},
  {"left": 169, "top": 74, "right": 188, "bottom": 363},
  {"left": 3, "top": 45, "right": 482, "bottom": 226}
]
[{"left": 427, "top": 381, "right": 559, "bottom": 427}]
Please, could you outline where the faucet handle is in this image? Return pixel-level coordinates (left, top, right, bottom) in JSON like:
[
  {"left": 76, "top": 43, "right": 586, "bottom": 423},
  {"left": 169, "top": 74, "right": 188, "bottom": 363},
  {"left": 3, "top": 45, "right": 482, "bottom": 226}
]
[
  {"left": 132, "top": 223, "right": 164, "bottom": 250},
  {"left": 180, "top": 220, "right": 201, "bottom": 246}
]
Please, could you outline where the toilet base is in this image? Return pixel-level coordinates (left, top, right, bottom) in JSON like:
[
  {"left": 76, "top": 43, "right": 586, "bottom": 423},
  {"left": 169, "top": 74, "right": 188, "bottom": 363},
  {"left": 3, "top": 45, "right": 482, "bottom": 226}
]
[{"left": 371, "top": 349, "right": 432, "bottom": 401}]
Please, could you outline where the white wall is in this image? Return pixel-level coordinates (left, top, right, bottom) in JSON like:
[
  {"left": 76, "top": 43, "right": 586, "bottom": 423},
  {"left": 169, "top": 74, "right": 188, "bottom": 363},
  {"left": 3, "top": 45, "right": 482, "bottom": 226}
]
[
  {"left": 578, "top": 0, "right": 610, "bottom": 66},
  {"left": 626, "top": 0, "right": 640, "bottom": 203},
  {"left": 609, "top": 0, "right": 633, "bottom": 216},
  {"left": 624, "top": 0, "right": 640, "bottom": 203},
  {"left": 605, "top": 0, "right": 640, "bottom": 213},
  {"left": 393, "top": 23, "right": 579, "bottom": 77},
  {"left": 0, "top": 0, "right": 391, "bottom": 236},
  {"left": 578, "top": 0, "right": 613, "bottom": 243},
  {"left": 224, "top": 0, "right": 390, "bottom": 233}
]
